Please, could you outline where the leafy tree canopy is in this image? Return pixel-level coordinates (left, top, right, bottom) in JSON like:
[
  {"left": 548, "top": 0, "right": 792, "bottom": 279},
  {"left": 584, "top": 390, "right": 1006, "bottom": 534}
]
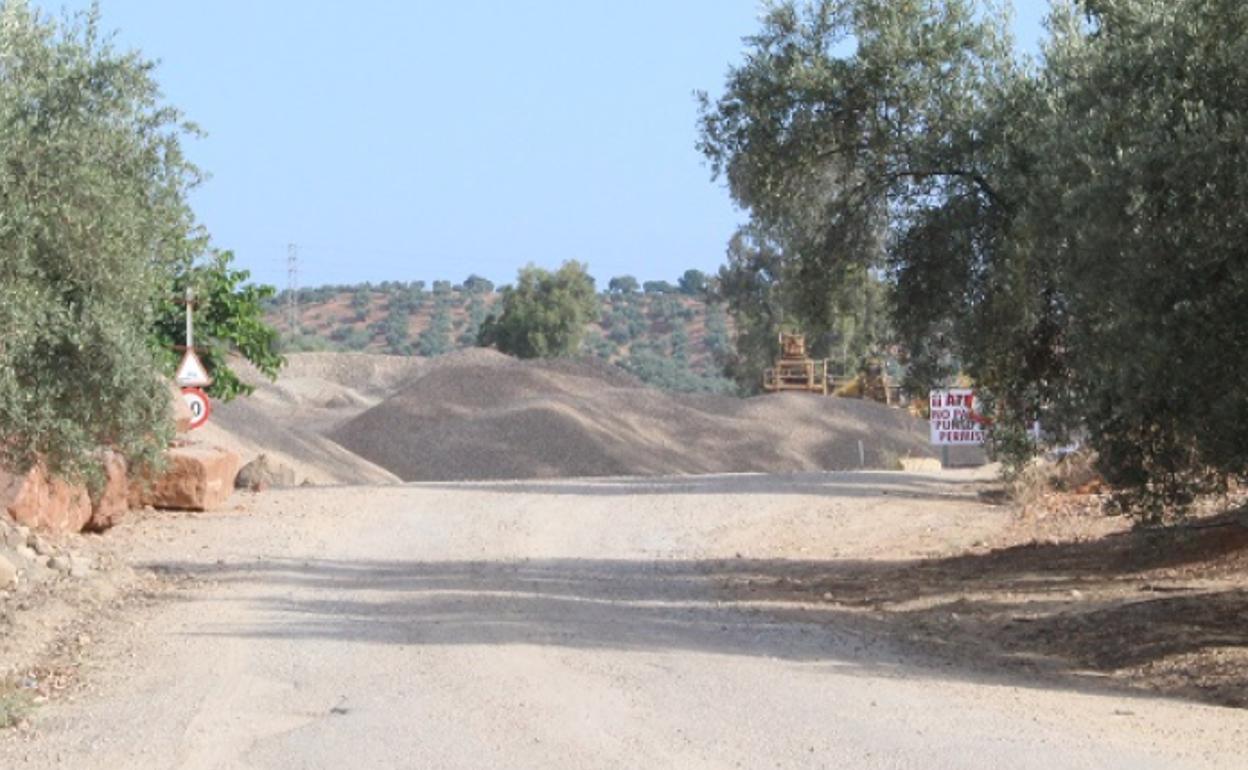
[
  {"left": 677, "top": 269, "right": 709, "bottom": 296},
  {"left": 0, "top": 2, "right": 201, "bottom": 478},
  {"left": 642, "top": 280, "right": 677, "bottom": 295},
  {"left": 608, "top": 275, "right": 640, "bottom": 294},
  {"left": 152, "top": 252, "right": 284, "bottom": 401},
  {"left": 700, "top": 0, "right": 1248, "bottom": 514},
  {"left": 479, "top": 262, "right": 598, "bottom": 359},
  {"left": 463, "top": 274, "right": 495, "bottom": 294}
]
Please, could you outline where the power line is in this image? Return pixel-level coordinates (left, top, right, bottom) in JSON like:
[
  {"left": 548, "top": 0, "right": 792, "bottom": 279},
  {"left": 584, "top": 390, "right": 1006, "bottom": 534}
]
[{"left": 286, "top": 243, "right": 299, "bottom": 332}]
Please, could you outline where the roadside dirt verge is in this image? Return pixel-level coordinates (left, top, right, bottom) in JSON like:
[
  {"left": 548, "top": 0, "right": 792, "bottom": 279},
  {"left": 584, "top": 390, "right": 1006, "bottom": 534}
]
[
  {"left": 727, "top": 489, "right": 1248, "bottom": 709},
  {"left": 0, "top": 517, "right": 181, "bottom": 730}
]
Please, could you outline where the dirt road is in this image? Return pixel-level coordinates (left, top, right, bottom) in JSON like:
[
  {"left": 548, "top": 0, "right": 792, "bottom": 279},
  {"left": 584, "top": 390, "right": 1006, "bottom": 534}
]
[{"left": 3, "top": 471, "right": 1244, "bottom": 768}]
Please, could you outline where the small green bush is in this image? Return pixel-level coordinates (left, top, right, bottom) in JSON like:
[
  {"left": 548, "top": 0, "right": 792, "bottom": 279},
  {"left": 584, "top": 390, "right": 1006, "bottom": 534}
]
[{"left": 479, "top": 262, "right": 598, "bottom": 359}]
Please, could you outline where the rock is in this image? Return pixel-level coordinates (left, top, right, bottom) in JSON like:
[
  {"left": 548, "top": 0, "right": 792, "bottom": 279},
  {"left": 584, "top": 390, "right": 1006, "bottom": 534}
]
[
  {"left": 234, "top": 454, "right": 297, "bottom": 491},
  {"left": 48, "top": 555, "right": 71, "bottom": 574},
  {"left": 0, "top": 555, "right": 17, "bottom": 590},
  {"left": 69, "top": 561, "right": 92, "bottom": 579},
  {"left": 324, "top": 393, "right": 357, "bottom": 409},
  {"left": 1, "top": 523, "right": 23, "bottom": 549},
  {"left": 0, "top": 462, "right": 92, "bottom": 534},
  {"left": 27, "top": 534, "right": 53, "bottom": 556},
  {"left": 15, "top": 545, "right": 37, "bottom": 562},
  {"left": 131, "top": 445, "right": 241, "bottom": 512},
  {"left": 86, "top": 451, "right": 130, "bottom": 532}
]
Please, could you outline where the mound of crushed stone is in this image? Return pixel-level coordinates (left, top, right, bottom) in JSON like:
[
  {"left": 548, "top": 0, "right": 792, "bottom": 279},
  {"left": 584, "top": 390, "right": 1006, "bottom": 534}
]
[
  {"left": 194, "top": 353, "right": 426, "bottom": 486},
  {"left": 198, "top": 396, "right": 400, "bottom": 487},
  {"left": 330, "top": 349, "right": 935, "bottom": 481},
  {"left": 232, "top": 352, "right": 427, "bottom": 404}
]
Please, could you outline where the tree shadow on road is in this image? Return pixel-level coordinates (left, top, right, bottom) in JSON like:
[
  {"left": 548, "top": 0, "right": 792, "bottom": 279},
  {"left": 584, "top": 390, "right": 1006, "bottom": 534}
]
[{"left": 147, "top": 515, "right": 1248, "bottom": 710}]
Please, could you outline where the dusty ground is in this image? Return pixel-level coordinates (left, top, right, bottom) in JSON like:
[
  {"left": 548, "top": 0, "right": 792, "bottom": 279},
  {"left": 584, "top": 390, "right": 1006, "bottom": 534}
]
[
  {"left": 1, "top": 470, "right": 1245, "bottom": 769},
  {"left": 731, "top": 487, "right": 1248, "bottom": 710},
  {"left": 0, "top": 520, "right": 168, "bottom": 730}
]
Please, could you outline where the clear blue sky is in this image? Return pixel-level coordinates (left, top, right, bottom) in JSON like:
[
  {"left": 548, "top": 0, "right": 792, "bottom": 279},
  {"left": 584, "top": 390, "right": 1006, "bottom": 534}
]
[{"left": 39, "top": 1, "right": 1048, "bottom": 290}]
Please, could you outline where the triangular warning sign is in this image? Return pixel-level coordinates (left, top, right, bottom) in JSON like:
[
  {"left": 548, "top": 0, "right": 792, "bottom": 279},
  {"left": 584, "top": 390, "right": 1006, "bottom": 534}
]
[{"left": 175, "top": 349, "right": 213, "bottom": 387}]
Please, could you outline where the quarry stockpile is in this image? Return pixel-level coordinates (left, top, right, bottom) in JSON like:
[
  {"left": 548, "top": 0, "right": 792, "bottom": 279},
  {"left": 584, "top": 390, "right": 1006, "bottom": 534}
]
[{"left": 331, "top": 349, "right": 935, "bottom": 482}]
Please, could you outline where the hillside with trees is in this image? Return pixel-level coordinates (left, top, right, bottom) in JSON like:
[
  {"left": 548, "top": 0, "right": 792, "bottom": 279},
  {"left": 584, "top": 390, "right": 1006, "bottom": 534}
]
[{"left": 268, "top": 267, "right": 738, "bottom": 394}]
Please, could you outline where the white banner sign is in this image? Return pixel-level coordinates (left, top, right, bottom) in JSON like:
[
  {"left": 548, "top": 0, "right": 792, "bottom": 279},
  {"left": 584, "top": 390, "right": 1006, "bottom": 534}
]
[{"left": 930, "top": 389, "right": 988, "bottom": 446}]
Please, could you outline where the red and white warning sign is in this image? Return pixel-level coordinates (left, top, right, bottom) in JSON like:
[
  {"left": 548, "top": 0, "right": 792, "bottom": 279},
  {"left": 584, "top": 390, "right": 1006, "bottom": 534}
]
[
  {"left": 929, "top": 389, "right": 990, "bottom": 446},
  {"left": 181, "top": 387, "right": 211, "bottom": 430},
  {"left": 175, "top": 349, "right": 213, "bottom": 388}
]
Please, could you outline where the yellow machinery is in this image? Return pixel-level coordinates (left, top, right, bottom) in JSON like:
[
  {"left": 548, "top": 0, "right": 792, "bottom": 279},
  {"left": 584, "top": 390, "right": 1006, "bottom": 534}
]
[
  {"left": 831, "top": 357, "right": 902, "bottom": 405},
  {"left": 763, "top": 332, "right": 902, "bottom": 404},
  {"left": 762, "top": 333, "right": 829, "bottom": 395}
]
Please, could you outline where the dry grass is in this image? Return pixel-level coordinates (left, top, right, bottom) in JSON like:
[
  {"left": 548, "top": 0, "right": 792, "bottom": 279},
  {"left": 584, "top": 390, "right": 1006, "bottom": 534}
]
[
  {"left": 1009, "top": 451, "right": 1103, "bottom": 513},
  {"left": 0, "top": 681, "right": 33, "bottom": 729}
]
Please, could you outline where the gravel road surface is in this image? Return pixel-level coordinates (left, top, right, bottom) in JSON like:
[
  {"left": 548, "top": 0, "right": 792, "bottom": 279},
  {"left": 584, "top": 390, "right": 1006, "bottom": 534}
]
[{"left": 2, "top": 471, "right": 1243, "bottom": 769}]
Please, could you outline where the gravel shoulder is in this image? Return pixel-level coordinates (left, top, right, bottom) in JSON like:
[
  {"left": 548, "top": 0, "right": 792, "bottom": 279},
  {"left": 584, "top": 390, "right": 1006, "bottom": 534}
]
[{"left": 1, "top": 470, "right": 1245, "bottom": 769}]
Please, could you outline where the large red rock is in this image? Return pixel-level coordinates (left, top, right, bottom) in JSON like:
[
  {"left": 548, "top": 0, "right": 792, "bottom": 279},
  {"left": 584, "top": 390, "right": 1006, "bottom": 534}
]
[
  {"left": 87, "top": 450, "right": 130, "bottom": 532},
  {"left": 131, "top": 445, "right": 240, "bottom": 511},
  {"left": 0, "top": 462, "right": 92, "bottom": 534}
]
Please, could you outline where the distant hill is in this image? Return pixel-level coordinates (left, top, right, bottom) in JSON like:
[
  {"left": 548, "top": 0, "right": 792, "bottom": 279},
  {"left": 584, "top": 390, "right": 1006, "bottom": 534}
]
[{"left": 265, "top": 282, "right": 737, "bottom": 393}]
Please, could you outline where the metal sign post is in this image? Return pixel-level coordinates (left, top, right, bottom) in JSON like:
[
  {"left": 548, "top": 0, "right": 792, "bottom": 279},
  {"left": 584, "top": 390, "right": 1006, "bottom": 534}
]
[
  {"left": 175, "top": 285, "right": 212, "bottom": 428},
  {"left": 185, "top": 286, "right": 194, "bottom": 350}
]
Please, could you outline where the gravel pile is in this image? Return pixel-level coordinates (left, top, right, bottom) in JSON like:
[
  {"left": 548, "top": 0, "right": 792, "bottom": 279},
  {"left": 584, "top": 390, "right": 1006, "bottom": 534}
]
[
  {"left": 331, "top": 349, "right": 935, "bottom": 481},
  {"left": 192, "top": 352, "right": 426, "bottom": 486}
]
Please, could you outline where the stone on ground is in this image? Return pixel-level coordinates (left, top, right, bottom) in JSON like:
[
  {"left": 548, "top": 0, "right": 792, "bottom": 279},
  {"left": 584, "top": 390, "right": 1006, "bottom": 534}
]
[
  {"left": 131, "top": 445, "right": 241, "bottom": 512},
  {"left": 234, "top": 454, "right": 297, "bottom": 491},
  {"left": 0, "top": 463, "right": 92, "bottom": 534},
  {"left": 0, "top": 554, "right": 17, "bottom": 590}
]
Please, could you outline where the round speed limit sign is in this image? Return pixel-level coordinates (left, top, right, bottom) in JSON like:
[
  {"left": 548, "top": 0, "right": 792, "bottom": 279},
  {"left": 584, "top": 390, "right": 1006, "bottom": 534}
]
[{"left": 181, "top": 387, "right": 211, "bottom": 430}]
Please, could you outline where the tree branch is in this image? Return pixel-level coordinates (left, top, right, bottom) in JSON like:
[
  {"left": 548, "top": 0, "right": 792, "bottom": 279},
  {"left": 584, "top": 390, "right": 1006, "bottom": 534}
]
[{"left": 886, "top": 168, "right": 1010, "bottom": 211}]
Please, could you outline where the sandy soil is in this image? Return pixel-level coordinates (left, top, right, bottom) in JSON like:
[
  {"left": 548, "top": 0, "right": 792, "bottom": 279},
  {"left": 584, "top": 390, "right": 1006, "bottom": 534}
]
[{"left": 1, "top": 470, "right": 1244, "bottom": 769}]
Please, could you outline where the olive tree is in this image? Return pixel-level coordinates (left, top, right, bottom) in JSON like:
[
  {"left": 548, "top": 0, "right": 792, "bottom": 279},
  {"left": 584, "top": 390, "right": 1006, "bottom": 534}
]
[
  {"left": 479, "top": 262, "right": 598, "bottom": 359},
  {"left": 0, "top": 3, "right": 202, "bottom": 478},
  {"left": 699, "top": 0, "right": 1248, "bottom": 515}
]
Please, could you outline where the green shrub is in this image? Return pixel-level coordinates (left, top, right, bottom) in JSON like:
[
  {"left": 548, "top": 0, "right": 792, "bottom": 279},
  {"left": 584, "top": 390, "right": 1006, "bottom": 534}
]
[
  {"left": 0, "top": 5, "right": 202, "bottom": 479},
  {"left": 479, "top": 262, "right": 598, "bottom": 359},
  {"left": 152, "top": 251, "right": 283, "bottom": 401}
]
